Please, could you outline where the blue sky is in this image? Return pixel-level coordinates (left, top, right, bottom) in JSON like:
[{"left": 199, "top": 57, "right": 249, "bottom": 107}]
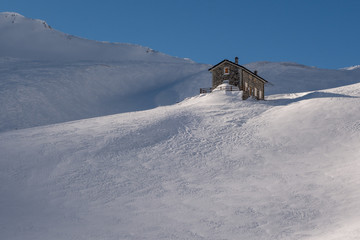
[{"left": 2, "top": 0, "right": 360, "bottom": 69}]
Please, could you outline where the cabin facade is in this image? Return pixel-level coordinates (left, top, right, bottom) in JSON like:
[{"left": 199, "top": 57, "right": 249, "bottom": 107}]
[{"left": 208, "top": 57, "right": 268, "bottom": 100}]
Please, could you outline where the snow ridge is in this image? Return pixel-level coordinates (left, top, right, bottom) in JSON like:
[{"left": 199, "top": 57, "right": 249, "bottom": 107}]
[
  {"left": 0, "top": 12, "right": 51, "bottom": 29},
  {"left": 0, "top": 11, "right": 190, "bottom": 62}
]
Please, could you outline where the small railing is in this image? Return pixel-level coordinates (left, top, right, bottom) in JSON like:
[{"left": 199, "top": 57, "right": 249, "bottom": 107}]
[
  {"left": 200, "top": 88, "right": 213, "bottom": 94},
  {"left": 215, "top": 86, "right": 239, "bottom": 91}
]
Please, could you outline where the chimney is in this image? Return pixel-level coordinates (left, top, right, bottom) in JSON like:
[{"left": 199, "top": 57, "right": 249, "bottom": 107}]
[
  {"left": 235, "top": 57, "right": 239, "bottom": 64},
  {"left": 254, "top": 70, "right": 258, "bottom": 75}
]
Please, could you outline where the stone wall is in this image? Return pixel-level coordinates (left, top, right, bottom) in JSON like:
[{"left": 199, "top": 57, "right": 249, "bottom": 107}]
[
  {"left": 242, "top": 71, "right": 265, "bottom": 100},
  {"left": 211, "top": 62, "right": 240, "bottom": 89}
]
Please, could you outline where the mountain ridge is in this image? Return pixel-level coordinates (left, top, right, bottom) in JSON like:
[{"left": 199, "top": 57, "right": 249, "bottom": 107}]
[
  {"left": 0, "top": 12, "right": 211, "bottom": 132},
  {"left": 1, "top": 11, "right": 360, "bottom": 134},
  {"left": 0, "top": 11, "right": 190, "bottom": 62}
]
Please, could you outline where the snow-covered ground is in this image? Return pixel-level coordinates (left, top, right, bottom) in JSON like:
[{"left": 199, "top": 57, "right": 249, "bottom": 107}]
[
  {"left": 1, "top": 83, "right": 360, "bottom": 240},
  {"left": 1, "top": 11, "right": 360, "bottom": 240},
  {"left": 0, "top": 58, "right": 210, "bottom": 132}
]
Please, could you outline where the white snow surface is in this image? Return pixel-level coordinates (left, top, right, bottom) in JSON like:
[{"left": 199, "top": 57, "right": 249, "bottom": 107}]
[
  {"left": 213, "top": 81, "right": 240, "bottom": 92},
  {"left": 1, "top": 84, "right": 360, "bottom": 240},
  {"left": 1, "top": 12, "right": 360, "bottom": 240}
]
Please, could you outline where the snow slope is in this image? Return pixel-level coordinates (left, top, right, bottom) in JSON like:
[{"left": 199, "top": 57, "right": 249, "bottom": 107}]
[
  {"left": 0, "top": 12, "right": 184, "bottom": 62},
  {"left": 1, "top": 82, "right": 360, "bottom": 240},
  {"left": 0, "top": 12, "right": 211, "bottom": 132},
  {"left": 245, "top": 61, "right": 360, "bottom": 95},
  {"left": 0, "top": 58, "right": 210, "bottom": 132}
]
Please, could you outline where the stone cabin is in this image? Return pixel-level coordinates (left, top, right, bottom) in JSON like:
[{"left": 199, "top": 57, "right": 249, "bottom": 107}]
[{"left": 208, "top": 57, "right": 268, "bottom": 100}]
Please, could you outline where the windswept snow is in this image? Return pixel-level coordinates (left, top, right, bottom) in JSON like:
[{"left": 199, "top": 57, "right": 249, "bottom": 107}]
[
  {"left": 0, "top": 58, "right": 210, "bottom": 132},
  {"left": 1, "top": 84, "right": 360, "bottom": 240}
]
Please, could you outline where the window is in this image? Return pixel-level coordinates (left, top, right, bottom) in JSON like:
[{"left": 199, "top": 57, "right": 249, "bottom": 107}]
[
  {"left": 254, "top": 88, "right": 258, "bottom": 97},
  {"left": 259, "top": 90, "right": 263, "bottom": 99},
  {"left": 224, "top": 67, "right": 230, "bottom": 75}
]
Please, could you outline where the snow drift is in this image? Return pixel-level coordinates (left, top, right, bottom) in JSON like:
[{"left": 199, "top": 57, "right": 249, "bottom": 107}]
[{"left": 1, "top": 84, "right": 360, "bottom": 240}]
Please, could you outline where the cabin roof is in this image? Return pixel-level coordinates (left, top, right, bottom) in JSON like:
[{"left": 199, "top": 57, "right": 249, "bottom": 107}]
[{"left": 208, "top": 59, "right": 268, "bottom": 83}]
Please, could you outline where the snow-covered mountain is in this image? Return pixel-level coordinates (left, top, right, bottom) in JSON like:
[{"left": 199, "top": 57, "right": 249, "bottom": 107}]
[
  {"left": 1, "top": 12, "right": 360, "bottom": 133},
  {"left": 0, "top": 12, "right": 211, "bottom": 132},
  {"left": 0, "top": 12, "right": 185, "bottom": 62}
]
